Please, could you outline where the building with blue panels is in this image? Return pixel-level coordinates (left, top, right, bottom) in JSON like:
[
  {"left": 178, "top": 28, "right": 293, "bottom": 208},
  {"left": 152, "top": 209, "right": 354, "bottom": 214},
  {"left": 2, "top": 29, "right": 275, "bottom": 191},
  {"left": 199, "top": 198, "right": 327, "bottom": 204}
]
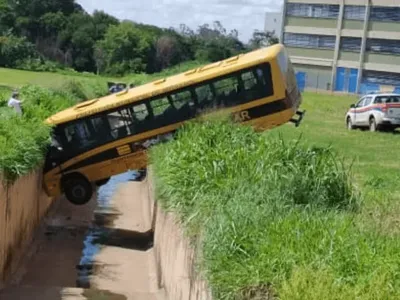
[{"left": 279, "top": 0, "right": 400, "bottom": 94}]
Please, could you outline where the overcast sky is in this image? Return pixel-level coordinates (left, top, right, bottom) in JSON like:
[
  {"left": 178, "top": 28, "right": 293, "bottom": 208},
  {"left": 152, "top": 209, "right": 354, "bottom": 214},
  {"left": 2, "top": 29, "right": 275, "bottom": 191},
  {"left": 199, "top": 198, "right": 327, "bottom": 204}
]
[{"left": 77, "top": 0, "right": 283, "bottom": 42}]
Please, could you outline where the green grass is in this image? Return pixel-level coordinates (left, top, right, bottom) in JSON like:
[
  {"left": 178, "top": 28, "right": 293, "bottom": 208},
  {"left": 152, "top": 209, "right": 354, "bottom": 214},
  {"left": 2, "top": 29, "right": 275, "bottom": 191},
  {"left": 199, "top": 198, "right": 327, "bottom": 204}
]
[
  {"left": 150, "top": 92, "right": 400, "bottom": 299},
  {"left": 0, "top": 67, "right": 112, "bottom": 89},
  {"left": 0, "top": 60, "right": 204, "bottom": 90}
]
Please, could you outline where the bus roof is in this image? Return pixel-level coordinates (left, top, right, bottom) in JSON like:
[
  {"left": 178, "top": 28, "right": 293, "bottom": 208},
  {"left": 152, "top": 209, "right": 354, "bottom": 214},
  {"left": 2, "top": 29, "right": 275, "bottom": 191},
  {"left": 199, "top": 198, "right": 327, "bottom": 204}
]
[{"left": 46, "top": 43, "right": 284, "bottom": 125}]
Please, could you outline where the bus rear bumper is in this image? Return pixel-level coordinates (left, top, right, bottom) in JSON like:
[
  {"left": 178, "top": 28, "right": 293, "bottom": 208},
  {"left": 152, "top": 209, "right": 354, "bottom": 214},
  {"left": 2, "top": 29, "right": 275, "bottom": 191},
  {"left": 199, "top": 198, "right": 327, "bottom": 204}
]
[{"left": 290, "top": 110, "right": 306, "bottom": 127}]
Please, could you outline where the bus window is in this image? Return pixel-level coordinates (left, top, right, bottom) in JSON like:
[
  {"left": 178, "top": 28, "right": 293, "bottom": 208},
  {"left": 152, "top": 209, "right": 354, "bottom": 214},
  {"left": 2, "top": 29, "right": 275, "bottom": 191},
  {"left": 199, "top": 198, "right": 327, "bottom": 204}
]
[
  {"left": 195, "top": 84, "right": 215, "bottom": 110},
  {"left": 255, "top": 67, "right": 267, "bottom": 86},
  {"left": 151, "top": 97, "right": 173, "bottom": 117},
  {"left": 241, "top": 71, "right": 258, "bottom": 91},
  {"left": 170, "top": 90, "right": 195, "bottom": 109},
  {"left": 240, "top": 65, "right": 273, "bottom": 102},
  {"left": 150, "top": 96, "right": 177, "bottom": 127},
  {"left": 132, "top": 103, "right": 149, "bottom": 120},
  {"left": 130, "top": 103, "right": 151, "bottom": 133},
  {"left": 63, "top": 120, "right": 96, "bottom": 152},
  {"left": 212, "top": 76, "right": 240, "bottom": 107},
  {"left": 170, "top": 89, "right": 196, "bottom": 122},
  {"left": 107, "top": 108, "right": 134, "bottom": 139}
]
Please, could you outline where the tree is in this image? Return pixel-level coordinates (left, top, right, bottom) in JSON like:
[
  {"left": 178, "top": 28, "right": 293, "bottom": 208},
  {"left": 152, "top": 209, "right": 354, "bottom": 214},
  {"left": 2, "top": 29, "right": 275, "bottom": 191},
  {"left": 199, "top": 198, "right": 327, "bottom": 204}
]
[
  {"left": 92, "top": 10, "right": 119, "bottom": 40},
  {"left": 96, "top": 21, "right": 151, "bottom": 75},
  {"left": 248, "top": 30, "right": 279, "bottom": 50},
  {"left": 155, "top": 35, "right": 181, "bottom": 70},
  {"left": 0, "top": 33, "right": 37, "bottom": 67},
  {"left": 191, "top": 21, "right": 245, "bottom": 62},
  {"left": 93, "top": 45, "right": 105, "bottom": 75}
]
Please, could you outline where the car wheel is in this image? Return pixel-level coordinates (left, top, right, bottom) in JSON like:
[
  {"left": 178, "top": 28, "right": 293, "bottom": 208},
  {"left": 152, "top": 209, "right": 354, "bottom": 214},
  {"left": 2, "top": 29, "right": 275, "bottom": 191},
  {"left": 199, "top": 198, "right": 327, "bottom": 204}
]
[
  {"left": 346, "top": 117, "right": 354, "bottom": 130},
  {"left": 62, "top": 174, "right": 93, "bottom": 205},
  {"left": 369, "top": 117, "right": 378, "bottom": 132}
]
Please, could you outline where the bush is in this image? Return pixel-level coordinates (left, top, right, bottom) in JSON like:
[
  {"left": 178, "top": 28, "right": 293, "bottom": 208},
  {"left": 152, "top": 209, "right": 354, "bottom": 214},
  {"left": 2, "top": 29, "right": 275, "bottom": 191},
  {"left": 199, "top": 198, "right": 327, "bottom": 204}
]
[
  {"left": 150, "top": 119, "right": 400, "bottom": 299},
  {"left": 0, "top": 85, "right": 77, "bottom": 181},
  {"left": 0, "top": 34, "right": 37, "bottom": 68},
  {"left": 15, "top": 57, "right": 62, "bottom": 72},
  {"left": 0, "top": 86, "right": 12, "bottom": 107}
]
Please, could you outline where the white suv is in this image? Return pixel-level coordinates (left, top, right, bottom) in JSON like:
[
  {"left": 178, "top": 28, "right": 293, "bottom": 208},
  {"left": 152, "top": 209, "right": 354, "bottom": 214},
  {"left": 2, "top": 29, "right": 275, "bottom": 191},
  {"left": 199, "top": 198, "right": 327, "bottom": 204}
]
[{"left": 346, "top": 93, "right": 400, "bottom": 132}]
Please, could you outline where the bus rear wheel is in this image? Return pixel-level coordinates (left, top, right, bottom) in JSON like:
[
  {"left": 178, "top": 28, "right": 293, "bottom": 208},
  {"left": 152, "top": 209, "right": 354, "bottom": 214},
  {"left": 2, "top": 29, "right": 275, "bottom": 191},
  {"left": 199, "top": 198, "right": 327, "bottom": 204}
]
[{"left": 62, "top": 174, "right": 93, "bottom": 206}]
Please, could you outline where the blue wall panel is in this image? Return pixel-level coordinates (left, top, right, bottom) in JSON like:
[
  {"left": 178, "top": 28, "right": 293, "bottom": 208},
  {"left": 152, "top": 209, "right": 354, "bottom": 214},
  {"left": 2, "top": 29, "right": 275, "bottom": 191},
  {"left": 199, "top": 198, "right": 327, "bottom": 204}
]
[
  {"left": 348, "top": 68, "right": 358, "bottom": 93},
  {"left": 335, "top": 67, "right": 345, "bottom": 91},
  {"left": 296, "top": 71, "right": 306, "bottom": 92}
]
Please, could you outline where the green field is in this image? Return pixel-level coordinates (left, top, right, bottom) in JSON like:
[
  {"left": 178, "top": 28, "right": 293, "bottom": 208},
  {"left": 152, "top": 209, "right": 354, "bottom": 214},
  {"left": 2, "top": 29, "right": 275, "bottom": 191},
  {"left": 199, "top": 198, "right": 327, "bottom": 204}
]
[
  {"left": 151, "top": 92, "right": 400, "bottom": 299},
  {"left": 0, "top": 61, "right": 203, "bottom": 90}
]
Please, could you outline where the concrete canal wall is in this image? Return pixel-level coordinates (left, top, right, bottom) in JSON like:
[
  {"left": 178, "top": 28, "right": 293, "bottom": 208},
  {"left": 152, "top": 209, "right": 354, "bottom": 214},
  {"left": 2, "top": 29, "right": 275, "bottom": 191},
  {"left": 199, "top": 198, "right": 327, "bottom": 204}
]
[
  {"left": 146, "top": 169, "right": 213, "bottom": 300},
  {"left": 0, "top": 170, "right": 54, "bottom": 289}
]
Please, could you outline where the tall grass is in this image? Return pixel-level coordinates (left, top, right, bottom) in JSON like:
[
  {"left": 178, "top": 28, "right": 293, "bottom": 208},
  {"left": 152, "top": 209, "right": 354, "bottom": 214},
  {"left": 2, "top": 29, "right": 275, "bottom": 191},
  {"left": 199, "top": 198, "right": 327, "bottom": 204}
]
[
  {"left": 150, "top": 118, "right": 400, "bottom": 299},
  {"left": 0, "top": 85, "right": 78, "bottom": 181}
]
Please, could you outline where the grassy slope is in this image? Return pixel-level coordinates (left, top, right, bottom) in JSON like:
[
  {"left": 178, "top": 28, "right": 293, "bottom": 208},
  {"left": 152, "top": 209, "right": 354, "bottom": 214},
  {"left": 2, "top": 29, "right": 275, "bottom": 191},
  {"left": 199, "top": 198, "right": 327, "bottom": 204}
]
[
  {"left": 151, "top": 92, "right": 400, "bottom": 299},
  {"left": 0, "top": 61, "right": 204, "bottom": 89},
  {"left": 271, "top": 92, "right": 400, "bottom": 211},
  {"left": 0, "top": 68, "right": 113, "bottom": 89}
]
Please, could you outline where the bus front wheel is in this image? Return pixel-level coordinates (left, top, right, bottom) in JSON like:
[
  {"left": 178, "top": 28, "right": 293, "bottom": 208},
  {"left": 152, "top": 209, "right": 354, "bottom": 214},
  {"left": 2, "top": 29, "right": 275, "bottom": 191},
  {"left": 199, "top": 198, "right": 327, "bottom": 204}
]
[{"left": 62, "top": 174, "right": 93, "bottom": 206}]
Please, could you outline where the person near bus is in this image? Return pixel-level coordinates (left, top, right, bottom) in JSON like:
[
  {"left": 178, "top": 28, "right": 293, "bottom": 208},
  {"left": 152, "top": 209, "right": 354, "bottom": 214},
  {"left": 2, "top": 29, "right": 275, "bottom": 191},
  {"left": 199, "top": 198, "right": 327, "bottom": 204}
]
[{"left": 8, "top": 91, "right": 23, "bottom": 116}]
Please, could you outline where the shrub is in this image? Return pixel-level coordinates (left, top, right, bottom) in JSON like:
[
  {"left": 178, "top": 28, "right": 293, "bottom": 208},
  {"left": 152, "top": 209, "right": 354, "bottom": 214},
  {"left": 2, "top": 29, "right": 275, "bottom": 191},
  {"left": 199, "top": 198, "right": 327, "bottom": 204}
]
[
  {"left": 0, "top": 85, "right": 77, "bottom": 181},
  {"left": 16, "top": 57, "right": 62, "bottom": 72}
]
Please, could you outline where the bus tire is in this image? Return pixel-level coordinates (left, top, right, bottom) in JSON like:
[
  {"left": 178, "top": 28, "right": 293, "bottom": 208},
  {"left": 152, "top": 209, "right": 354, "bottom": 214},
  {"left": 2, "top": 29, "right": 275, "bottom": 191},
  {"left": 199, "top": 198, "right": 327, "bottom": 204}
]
[{"left": 62, "top": 173, "right": 93, "bottom": 206}]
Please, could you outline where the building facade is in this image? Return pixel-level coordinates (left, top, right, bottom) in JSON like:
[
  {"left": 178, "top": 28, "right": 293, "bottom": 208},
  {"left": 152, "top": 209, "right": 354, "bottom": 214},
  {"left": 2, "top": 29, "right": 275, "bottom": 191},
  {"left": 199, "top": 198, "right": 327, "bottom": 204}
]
[
  {"left": 279, "top": 0, "right": 400, "bottom": 94},
  {"left": 264, "top": 11, "right": 283, "bottom": 38}
]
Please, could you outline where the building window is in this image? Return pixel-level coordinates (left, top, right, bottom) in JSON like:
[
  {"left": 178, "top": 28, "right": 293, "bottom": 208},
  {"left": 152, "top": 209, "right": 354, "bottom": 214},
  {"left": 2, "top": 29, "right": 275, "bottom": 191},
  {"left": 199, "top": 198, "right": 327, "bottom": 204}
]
[
  {"left": 283, "top": 33, "right": 335, "bottom": 50},
  {"left": 370, "top": 6, "right": 400, "bottom": 22},
  {"left": 340, "top": 37, "right": 362, "bottom": 52},
  {"left": 286, "top": 3, "right": 339, "bottom": 19},
  {"left": 343, "top": 5, "right": 366, "bottom": 20},
  {"left": 366, "top": 39, "right": 400, "bottom": 55},
  {"left": 363, "top": 71, "right": 400, "bottom": 86}
]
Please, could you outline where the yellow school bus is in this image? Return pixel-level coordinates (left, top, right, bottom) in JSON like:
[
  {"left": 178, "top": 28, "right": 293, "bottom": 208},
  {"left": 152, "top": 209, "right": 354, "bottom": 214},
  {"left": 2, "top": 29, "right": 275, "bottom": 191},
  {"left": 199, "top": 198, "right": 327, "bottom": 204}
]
[{"left": 43, "top": 43, "right": 305, "bottom": 205}]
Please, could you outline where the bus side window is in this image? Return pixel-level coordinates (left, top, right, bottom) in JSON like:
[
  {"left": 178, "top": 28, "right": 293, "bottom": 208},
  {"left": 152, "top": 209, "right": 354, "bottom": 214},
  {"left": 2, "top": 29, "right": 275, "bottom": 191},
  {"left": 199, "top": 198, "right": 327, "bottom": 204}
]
[
  {"left": 131, "top": 103, "right": 150, "bottom": 133},
  {"left": 63, "top": 121, "right": 92, "bottom": 150},
  {"left": 150, "top": 97, "right": 177, "bottom": 127},
  {"left": 106, "top": 108, "right": 134, "bottom": 139},
  {"left": 195, "top": 84, "right": 215, "bottom": 110},
  {"left": 240, "top": 65, "right": 273, "bottom": 102},
  {"left": 170, "top": 90, "right": 195, "bottom": 109},
  {"left": 150, "top": 97, "right": 173, "bottom": 117},
  {"left": 241, "top": 71, "right": 258, "bottom": 91},
  {"left": 169, "top": 90, "right": 196, "bottom": 122},
  {"left": 212, "top": 75, "right": 240, "bottom": 107}
]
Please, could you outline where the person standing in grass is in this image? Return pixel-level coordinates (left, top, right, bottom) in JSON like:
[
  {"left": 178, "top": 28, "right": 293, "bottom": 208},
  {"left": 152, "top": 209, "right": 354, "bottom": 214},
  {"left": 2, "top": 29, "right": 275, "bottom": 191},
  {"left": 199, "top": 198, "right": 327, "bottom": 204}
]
[{"left": 8, "top": 90, "right": 23, "bottom": 116}]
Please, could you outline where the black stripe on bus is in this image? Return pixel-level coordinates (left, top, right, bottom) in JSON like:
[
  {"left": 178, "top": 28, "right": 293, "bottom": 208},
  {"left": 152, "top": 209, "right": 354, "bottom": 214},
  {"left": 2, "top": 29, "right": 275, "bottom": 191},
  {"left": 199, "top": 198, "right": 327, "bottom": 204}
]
[{"left": 58, "top": 97, "right": 289, "bottom": 175}]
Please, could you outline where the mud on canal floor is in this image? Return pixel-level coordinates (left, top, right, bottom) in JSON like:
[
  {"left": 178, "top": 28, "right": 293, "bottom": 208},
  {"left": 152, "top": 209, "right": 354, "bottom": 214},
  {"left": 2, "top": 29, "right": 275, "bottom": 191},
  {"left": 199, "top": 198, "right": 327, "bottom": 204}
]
[{"left": 0, "top": 171, "right": 165, "bottom": 300}]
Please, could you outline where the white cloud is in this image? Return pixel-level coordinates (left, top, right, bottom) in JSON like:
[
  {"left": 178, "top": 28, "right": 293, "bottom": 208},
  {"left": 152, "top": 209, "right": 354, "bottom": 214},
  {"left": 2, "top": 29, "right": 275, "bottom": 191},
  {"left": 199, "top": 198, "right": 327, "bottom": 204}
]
[{"left": 77, "top": 0, "right": 283, "bottom": 42}]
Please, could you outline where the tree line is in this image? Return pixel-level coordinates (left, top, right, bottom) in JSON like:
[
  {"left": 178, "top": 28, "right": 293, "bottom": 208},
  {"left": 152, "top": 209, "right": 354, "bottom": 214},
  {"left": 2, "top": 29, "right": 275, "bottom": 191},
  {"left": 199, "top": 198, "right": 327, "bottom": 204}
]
[{"left": 0, "top": 0, "right": 278, "bottom": 76}]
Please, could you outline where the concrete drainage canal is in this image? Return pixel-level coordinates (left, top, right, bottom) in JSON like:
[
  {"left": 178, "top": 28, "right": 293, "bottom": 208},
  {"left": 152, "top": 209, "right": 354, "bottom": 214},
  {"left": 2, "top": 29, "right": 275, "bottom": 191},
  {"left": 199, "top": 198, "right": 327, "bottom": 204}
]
[
  {"left": 0, "top": 169, "right": 164, "bottom": 300},
  {"left": 76, "top": 170, "right": 154, "bottom": 289}
]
